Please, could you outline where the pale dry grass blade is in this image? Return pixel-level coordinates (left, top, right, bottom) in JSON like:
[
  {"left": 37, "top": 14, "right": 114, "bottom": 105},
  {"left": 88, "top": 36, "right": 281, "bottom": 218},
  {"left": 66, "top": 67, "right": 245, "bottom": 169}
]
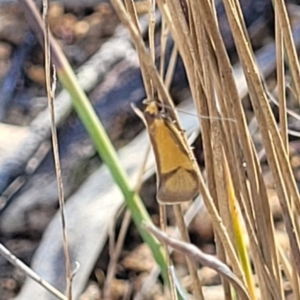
[
  {"left": 164, "top": 45, "right": 178, "bottom": 90},
  {"left": 189, "top": 29, "right": 228, "bottom": 299},
  {"left": 0, "top": 243, "right": 67, "bottom": 300},
  {"left": 172, "top": 204, "right": 204, "bottom": 300},
  {"left": 159, "top": 17, "right": 168, "bottom": 78},
  {"left": 272, "top": 9, "right": 300, "bottom": 290},
  {"left": 275, "top": 2, "right": 288, "bottom": 151},
  {"left": 144, "top": 223, "right": 251, "bottom": 300},
  {"left": 275, "top": 0, "right": 300, "bottom": 104},
  {"left": 222, "top": 0, "right": 300, "bottom": 285}
]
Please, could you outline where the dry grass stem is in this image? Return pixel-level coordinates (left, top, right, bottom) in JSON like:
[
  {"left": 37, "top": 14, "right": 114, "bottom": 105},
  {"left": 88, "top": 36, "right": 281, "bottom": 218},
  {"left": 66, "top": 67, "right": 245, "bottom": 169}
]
[
  {"left": 103, "top": 209, "right": 132, "bottom": 300},
  {"left": 222, "top": 0, "right": 300, "bottom": 283},
  {"left": 0, "top": 243, "right": 67, "bottom": 300},
  {"left": 173, "top": 204, "right": 204, "bottom": 299},
  {"left": 136, "top": 196, "right": 205, "bottom": 299},
  {"left": 159, "top": 204, "right": 178, "bottom": 300},
  {"left": 104, "top": 142, "right": 153, "bottom": 299},
  {"left": 111, "top": 0, "right": 178, "bottom": 119},
  {"left": 275, "top": 4, "right": 300, "bottom": 295},
  {"left": 164, "top": 45, "right": 178, "bottom": 90},
  {"left": 42, "top": 1, "right": 73, "bottom": 298},
  {"left": 144, "top": 223, "right": 251, "bottom": 300},
  {"left": 275, "top": 2, "right": 288, "bottom": 151},
  {"left": 159, "top": 17, "right": 169, "bottom": 78},
  {"left": 275, "top": 0, "right": 300, "bottom": 104}
]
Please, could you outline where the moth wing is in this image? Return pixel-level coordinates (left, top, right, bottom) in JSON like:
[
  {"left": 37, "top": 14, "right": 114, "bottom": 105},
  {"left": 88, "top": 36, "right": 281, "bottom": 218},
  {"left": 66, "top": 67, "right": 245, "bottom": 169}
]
[{"left": 157, "top": 167, "right": 199, "bottom": 204}]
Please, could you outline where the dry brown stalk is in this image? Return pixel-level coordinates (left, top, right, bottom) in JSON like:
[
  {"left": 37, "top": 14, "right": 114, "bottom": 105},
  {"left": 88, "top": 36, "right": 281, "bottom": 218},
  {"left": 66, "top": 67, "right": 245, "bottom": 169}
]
[
  {"left": 42, "top": 1, "right": 73, "bottom": 299},
  {"left": 144, "top": 222, "right": 251, "bottom": 300},
  {"left": 0, "top": 243, "right": 67, "bottom": 300}
]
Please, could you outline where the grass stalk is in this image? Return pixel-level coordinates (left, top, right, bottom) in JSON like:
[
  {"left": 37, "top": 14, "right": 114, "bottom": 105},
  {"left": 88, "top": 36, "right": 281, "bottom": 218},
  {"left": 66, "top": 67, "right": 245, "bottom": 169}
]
[
  {"left": 173, "top": 204, "right": 204, "bottom": 299},
  {"left": 144, "top": 222, "right": 251, "bottom": 300},
  {"left": 0, "top": 243, "right": 67, "bottom": 300},
  {"left": 42, "top": 0, "right": 73, "bottom": 298},
  {"left": 223, "top": 0, "right": 300, "bottom": 278},
  {"left": 223, "top": 151, "right": 256, "bottom": 300}
]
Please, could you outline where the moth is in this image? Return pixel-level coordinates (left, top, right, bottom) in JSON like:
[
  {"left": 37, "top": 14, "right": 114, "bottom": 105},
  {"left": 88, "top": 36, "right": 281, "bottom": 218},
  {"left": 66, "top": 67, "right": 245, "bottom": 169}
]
[{"left": 133, "top": 100, "right": 200, "bottom": 204}]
